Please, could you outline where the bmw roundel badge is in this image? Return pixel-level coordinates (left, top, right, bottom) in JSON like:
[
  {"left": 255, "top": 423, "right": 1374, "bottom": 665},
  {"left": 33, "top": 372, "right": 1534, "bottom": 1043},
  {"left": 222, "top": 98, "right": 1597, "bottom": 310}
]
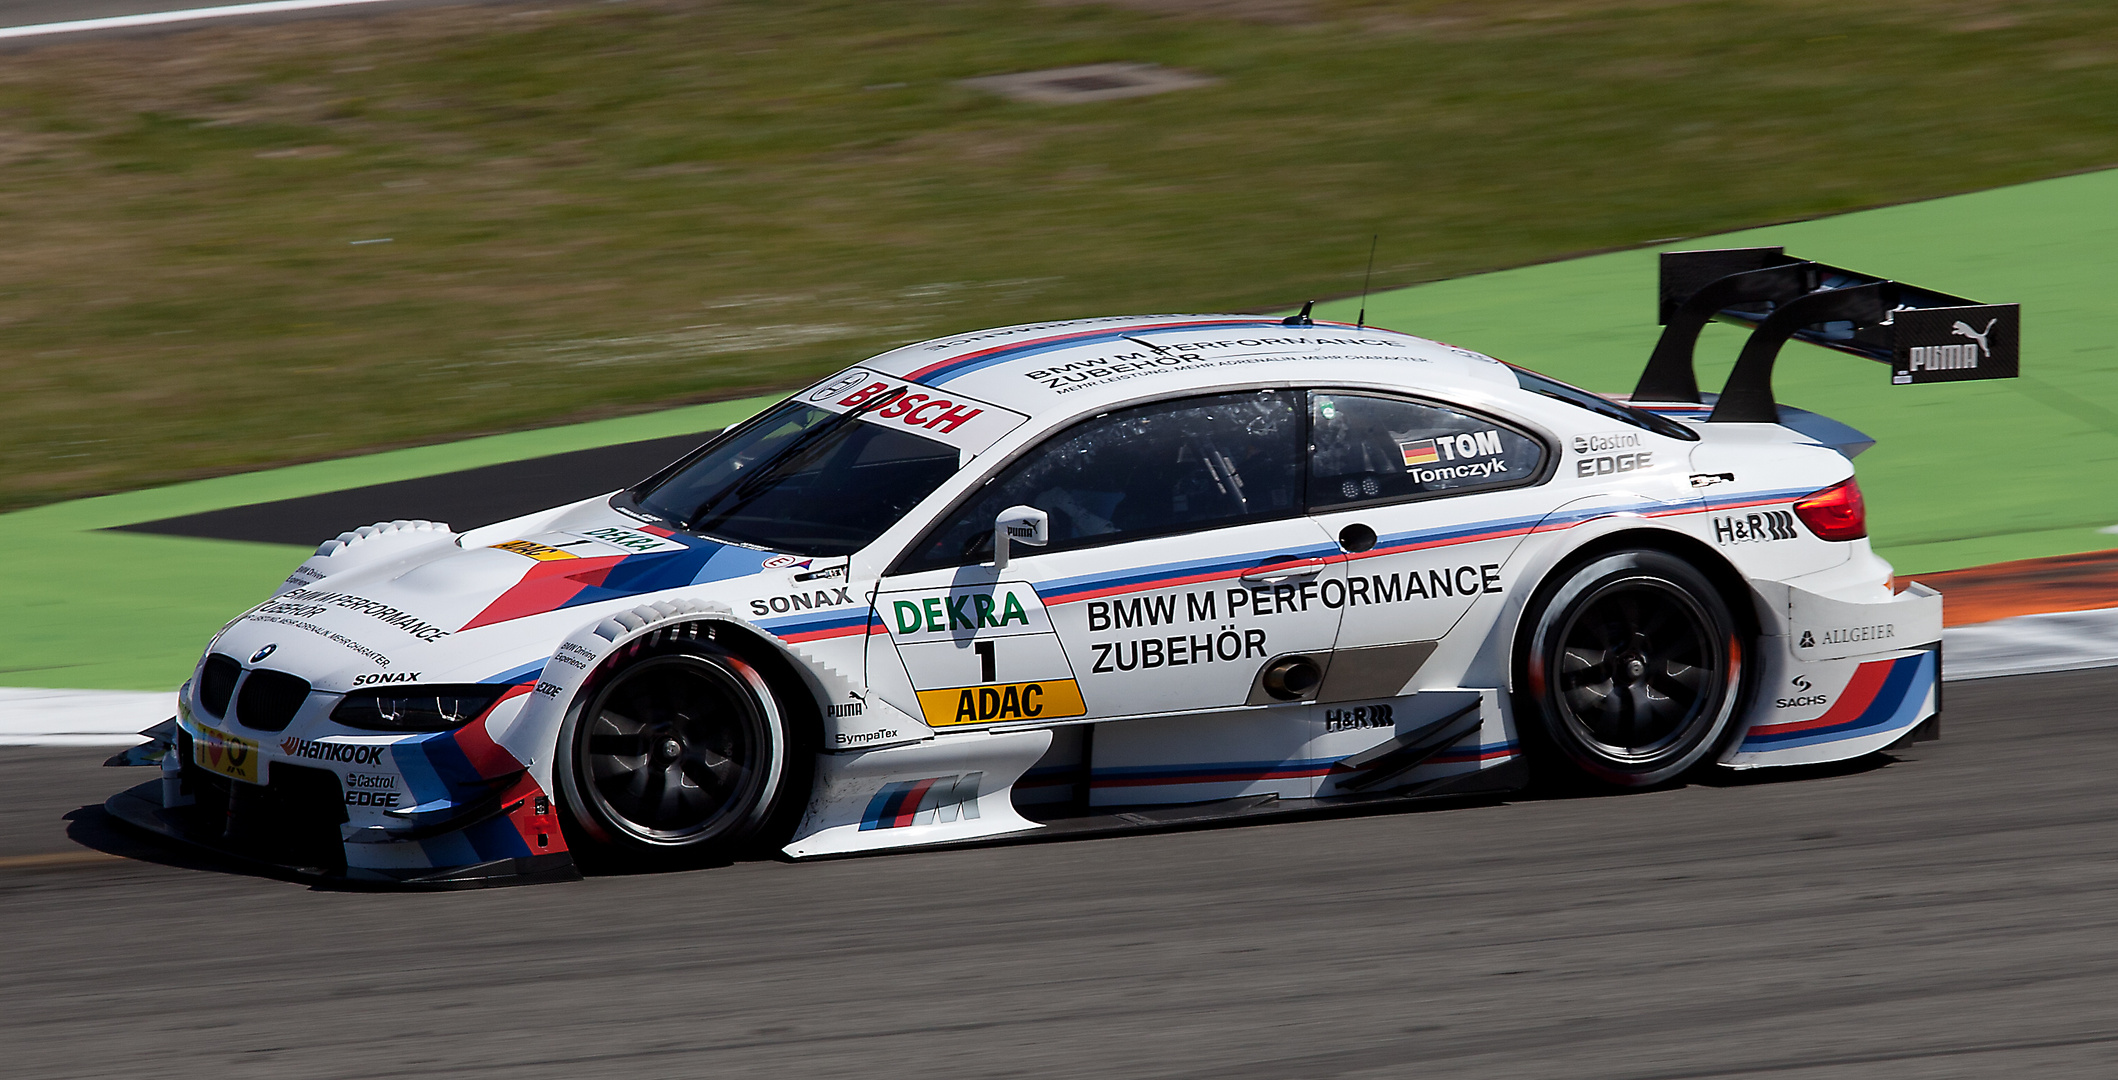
[{"left": 250, "top": 644, "right": 278, "bottom": 663}]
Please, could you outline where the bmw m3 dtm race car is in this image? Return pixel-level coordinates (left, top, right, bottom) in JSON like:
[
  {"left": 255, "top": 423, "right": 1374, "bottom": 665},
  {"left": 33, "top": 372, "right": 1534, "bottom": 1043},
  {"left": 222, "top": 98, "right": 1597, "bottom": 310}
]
[{"left": 109, "top": 247, "right": 2020, "bottom": 886}]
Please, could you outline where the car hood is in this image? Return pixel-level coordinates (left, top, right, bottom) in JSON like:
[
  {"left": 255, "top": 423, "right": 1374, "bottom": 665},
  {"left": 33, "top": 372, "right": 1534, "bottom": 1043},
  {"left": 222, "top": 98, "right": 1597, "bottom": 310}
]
[{"left": 206, "top": 499, "right": 857, "bottom": 693}]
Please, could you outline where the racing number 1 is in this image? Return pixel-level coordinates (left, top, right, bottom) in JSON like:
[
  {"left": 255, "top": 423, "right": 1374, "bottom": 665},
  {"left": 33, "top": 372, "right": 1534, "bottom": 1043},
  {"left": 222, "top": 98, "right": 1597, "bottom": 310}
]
[{"left": 974, "top": 640, "right": 996, "bottom": 682}]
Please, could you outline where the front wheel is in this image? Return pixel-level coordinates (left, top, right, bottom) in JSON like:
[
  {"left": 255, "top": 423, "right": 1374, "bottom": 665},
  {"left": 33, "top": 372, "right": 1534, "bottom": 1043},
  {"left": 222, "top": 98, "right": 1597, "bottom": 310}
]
[
  {"left": 556, "top": 640, "right": 805, "bottom": 866},
  {"left": 1518, "top": 549, "right": 1745, "bottom": 788}
]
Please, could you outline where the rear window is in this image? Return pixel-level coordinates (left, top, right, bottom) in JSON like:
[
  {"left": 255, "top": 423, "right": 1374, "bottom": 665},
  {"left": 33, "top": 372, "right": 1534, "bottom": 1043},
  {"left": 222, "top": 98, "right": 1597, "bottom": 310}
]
[{"left": 1511, "top": 367, "right": 1698, "bottom": 441}]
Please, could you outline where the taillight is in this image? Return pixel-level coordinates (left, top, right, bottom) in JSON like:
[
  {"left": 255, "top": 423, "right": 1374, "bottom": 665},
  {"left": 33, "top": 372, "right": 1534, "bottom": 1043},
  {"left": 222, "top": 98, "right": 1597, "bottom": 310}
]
[{"left": 1793, "top": 478, "right": 1867, "bottom": 541}]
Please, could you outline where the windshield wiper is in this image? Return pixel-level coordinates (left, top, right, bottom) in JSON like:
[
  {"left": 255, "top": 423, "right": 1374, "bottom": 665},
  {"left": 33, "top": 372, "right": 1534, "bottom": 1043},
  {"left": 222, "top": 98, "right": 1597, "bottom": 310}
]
[{"left": 679, "top": 386, "right": 908, "bottom": 532}]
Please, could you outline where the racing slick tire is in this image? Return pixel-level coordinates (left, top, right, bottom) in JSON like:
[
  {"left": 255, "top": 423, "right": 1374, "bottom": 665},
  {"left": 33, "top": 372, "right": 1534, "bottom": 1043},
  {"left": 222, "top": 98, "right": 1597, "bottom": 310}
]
[
  {"left": 556, "top": 638, "right": 810, "bottom": 868},
  {"left": 1517, "top": 549, "right": 1745, "bottom": 789}
]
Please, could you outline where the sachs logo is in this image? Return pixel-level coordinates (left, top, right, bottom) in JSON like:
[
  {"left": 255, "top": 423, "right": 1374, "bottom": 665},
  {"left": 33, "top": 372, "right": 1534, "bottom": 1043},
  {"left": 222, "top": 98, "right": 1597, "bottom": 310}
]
[{"left": 1776, "top": 674, "right": 1828, "bottom": 709}]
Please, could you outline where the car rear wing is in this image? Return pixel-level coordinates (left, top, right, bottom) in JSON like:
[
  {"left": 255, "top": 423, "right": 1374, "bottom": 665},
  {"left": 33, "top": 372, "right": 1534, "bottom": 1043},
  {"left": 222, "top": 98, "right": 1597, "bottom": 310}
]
[{"left": 1632, "top": 246, "right": 2020, "bottom": 423}]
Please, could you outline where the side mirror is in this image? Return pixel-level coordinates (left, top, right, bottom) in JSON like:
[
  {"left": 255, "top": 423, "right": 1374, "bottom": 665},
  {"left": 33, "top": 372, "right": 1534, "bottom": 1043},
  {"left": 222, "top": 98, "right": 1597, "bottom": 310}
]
[{"left": 992, "top": 505, "right": 1049, "bottom": 572}]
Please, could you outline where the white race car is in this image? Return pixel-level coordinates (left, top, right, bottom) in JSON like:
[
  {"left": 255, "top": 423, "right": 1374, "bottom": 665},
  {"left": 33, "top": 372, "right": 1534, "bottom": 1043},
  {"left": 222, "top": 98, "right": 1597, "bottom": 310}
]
[{"left": 110, "top": 248, "right": 2017, "bottom": 885}]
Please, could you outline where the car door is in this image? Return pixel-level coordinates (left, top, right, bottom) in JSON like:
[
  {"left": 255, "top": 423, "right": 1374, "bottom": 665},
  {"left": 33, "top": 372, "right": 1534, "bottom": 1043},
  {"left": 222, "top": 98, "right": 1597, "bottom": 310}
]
[
  {"left": 871, "top": 389, "right": 1345, "bottom": 728},
  {"left": 1301, "top": 391, "right": 1556, "bottom": 696}
]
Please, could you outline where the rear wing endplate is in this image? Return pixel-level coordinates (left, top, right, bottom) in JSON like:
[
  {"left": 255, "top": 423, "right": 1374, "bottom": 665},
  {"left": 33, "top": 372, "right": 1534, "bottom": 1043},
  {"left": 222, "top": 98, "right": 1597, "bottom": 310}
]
[{"left": 1633, "top": 246, "right": 2020, "bottom": 423}]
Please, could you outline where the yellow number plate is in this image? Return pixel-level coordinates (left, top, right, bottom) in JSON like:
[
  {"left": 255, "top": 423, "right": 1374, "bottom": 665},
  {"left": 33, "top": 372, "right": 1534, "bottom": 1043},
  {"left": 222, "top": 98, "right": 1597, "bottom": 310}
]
[
  {"left": 917, "top": 679, "right": 1087, "bottom": 727},
  {"left": 191, "top": 722, "right": 261, "bottom": 784}
]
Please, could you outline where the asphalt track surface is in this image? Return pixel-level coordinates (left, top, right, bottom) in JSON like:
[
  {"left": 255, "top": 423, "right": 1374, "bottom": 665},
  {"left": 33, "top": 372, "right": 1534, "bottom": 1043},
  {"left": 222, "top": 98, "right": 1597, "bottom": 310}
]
[{"left": 1, "top": 668, "right": 2113, "bottom": 1078}]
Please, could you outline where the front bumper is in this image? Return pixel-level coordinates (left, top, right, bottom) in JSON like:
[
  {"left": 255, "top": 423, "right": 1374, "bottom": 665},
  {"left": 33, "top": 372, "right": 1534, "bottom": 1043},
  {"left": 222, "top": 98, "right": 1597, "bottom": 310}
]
[{"left": 106, "top": 717, "right": 578, "bottom": 888}]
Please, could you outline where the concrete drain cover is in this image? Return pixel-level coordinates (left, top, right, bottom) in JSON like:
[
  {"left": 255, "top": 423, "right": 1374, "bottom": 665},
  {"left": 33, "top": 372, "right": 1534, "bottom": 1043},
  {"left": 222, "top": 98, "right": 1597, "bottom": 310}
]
[{"left": 961, "top": 63, "right": 1217, "bottom": 104}]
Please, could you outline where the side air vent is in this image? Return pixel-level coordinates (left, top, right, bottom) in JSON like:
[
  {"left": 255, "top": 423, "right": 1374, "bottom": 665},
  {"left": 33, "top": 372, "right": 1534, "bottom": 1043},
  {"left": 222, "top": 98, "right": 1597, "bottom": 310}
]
[
  {"left": 199, "top": 654, "right": 242, "bottom": 718},
  {"left": 236, "top": 669, "right": 313, "bottom": 732}
]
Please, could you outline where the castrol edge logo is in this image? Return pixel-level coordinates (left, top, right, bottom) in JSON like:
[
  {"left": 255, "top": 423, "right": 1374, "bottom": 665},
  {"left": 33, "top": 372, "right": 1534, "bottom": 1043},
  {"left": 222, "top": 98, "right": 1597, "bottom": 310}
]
[{"left": 802, "top": 369, "right": 1027, "bottom": 454}]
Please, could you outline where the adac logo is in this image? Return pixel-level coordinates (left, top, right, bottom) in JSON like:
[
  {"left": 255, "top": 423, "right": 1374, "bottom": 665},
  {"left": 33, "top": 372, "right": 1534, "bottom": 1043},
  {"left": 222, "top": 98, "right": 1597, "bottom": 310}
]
[
  {"left": 916, "top": 679, "right": 1088, "bottom": 727},
  {"left": 250, "top": 644, "right": 277, "bottom": 663}
]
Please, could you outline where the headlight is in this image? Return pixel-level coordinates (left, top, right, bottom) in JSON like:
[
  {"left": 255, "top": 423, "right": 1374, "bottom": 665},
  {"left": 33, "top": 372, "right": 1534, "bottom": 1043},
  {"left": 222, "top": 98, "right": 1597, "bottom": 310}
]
[{"left": 331, "top": 685, "right": 511, "bottom": 732}]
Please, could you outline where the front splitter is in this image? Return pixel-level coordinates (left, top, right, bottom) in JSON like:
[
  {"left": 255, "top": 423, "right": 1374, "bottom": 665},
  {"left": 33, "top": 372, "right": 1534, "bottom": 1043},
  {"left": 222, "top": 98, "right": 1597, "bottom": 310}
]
[{"left": 104, "top": 779, "right": 579, "bottom": 889}]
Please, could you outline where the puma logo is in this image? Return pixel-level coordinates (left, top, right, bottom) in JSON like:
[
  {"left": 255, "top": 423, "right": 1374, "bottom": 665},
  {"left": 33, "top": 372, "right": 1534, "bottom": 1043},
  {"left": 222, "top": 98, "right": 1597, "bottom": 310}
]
[{"left": 1951, "top": 317, "right": 1998, "bottom": 357}]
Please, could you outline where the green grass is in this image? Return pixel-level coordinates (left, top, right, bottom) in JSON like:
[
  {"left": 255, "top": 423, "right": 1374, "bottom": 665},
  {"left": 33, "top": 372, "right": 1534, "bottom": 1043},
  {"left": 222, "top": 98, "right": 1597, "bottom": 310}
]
[
  {"left": 0, "top": 396, "right": 772, "bottom": 691},
  {"left": 1323, "top": 168, "right": 2118, "bottom": 576},
  {"left": 4, "top": 0, "right": 2118, "bottom": 512},
  {"left": 8, "top": 167, "right": 2115, "bottom": 692}
]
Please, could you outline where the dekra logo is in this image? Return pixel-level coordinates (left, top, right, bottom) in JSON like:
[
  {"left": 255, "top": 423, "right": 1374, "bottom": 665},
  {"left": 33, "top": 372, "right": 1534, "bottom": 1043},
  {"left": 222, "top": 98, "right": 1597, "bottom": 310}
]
[{"left": 894, "top": 593, "right": 1030, "bottom": 634}]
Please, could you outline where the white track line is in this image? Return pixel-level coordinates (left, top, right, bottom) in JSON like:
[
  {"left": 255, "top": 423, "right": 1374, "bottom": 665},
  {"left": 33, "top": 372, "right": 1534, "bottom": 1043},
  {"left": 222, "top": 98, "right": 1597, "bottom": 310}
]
[
  {"left": 0, "top": 689, "right": 173, "bottom": 746},
  {"left": 0, "top": 0, "right": 410, "bottom": 40},
  {"left": 1941, "top": 605, "right": 2118, "bottom": 681}
]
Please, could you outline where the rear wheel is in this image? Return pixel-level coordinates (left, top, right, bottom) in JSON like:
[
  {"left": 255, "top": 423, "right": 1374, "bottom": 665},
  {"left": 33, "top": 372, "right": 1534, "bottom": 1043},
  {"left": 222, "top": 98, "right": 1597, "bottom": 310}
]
[
  {"left": 556, "top": 640, "right": 804, "bottom": 866},
  {"left": 1519, "top": 549, "right": 1744, "bottom": 788}
]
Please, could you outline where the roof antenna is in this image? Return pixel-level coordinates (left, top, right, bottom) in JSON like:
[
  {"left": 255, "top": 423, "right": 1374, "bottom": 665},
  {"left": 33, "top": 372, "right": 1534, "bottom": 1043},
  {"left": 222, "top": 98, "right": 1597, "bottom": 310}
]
[
  {"left": 1356, "top": 234, "right": 1378, "bottom": 329},
  {"left": 1283, "top": 300, "right": 1315, "bottom": 327}
]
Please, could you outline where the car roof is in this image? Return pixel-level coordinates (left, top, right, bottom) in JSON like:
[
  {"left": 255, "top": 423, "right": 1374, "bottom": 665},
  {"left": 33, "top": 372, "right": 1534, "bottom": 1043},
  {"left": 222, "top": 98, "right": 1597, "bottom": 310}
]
[{"left": 858, "top": 314, "right": 1523, "bottom": 422}]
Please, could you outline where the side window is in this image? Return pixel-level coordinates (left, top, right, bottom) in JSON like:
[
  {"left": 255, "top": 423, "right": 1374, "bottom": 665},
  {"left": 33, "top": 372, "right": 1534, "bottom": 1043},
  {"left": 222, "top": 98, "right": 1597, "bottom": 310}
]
[
  {"left": 899, "top": 390, "right": 1305, "bottom": 572},
  {"left": 1308, "top": 392, "right": 1545, "bottom": 509}
]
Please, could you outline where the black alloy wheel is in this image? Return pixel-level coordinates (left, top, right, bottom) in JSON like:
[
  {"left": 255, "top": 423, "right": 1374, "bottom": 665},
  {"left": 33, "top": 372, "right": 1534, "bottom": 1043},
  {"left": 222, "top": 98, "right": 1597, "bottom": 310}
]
[
  {"left": 557, "top": 641, "right": 794, "bottom": 863},
  {"left": 1520, "top": 549, "right": 1744, "bottom": 787}
]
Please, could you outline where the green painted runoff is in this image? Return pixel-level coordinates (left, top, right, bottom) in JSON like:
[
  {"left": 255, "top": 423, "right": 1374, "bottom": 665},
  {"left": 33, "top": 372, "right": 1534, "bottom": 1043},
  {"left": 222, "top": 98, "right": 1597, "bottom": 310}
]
[{"left": 6, "top": 171, "right": 2114, "bottom": 690}]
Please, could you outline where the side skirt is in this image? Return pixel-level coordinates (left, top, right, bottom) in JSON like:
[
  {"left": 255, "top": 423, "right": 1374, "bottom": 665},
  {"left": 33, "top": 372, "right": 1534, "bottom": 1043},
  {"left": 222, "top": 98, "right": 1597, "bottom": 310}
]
[{"left": 1014, "top": 756, "right": 1528, "bottom": 844}]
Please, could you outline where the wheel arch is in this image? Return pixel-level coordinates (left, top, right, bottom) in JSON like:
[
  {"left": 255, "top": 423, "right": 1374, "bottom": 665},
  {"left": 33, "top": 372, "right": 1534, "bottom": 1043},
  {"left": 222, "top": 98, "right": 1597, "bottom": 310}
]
[
  {"left": 576, "top": 616, "right": 827, "bottom": 750},
  {"left": 487, "top": 601, "right": 832, "bottom": 806},
  {"left": 1503, "top": 520, "right": 1761, "bottom": 694},
  {"left": 550, "top": 610, "right": 826, "bottom": 860}
]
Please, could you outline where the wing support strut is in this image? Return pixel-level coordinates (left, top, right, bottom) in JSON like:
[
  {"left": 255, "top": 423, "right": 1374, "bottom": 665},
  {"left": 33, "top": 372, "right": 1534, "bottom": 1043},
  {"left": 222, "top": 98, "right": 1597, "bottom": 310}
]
[{"left": 1632, "top": 247, "right": 2021, "bottom": 423}]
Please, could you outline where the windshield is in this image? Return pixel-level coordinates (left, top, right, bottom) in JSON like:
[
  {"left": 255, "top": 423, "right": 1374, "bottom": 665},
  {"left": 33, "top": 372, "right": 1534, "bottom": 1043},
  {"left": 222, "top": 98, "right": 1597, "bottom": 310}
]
[{"left": 626, "top": 400, "right": 961, "bottom": 555}]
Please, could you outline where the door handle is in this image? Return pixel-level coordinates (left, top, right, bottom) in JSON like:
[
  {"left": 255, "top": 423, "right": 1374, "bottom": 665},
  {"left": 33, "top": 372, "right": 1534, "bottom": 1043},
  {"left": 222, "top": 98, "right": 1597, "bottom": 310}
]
[{"left": 1240, "top": 560, "right": 1323, "bottom": 585}]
